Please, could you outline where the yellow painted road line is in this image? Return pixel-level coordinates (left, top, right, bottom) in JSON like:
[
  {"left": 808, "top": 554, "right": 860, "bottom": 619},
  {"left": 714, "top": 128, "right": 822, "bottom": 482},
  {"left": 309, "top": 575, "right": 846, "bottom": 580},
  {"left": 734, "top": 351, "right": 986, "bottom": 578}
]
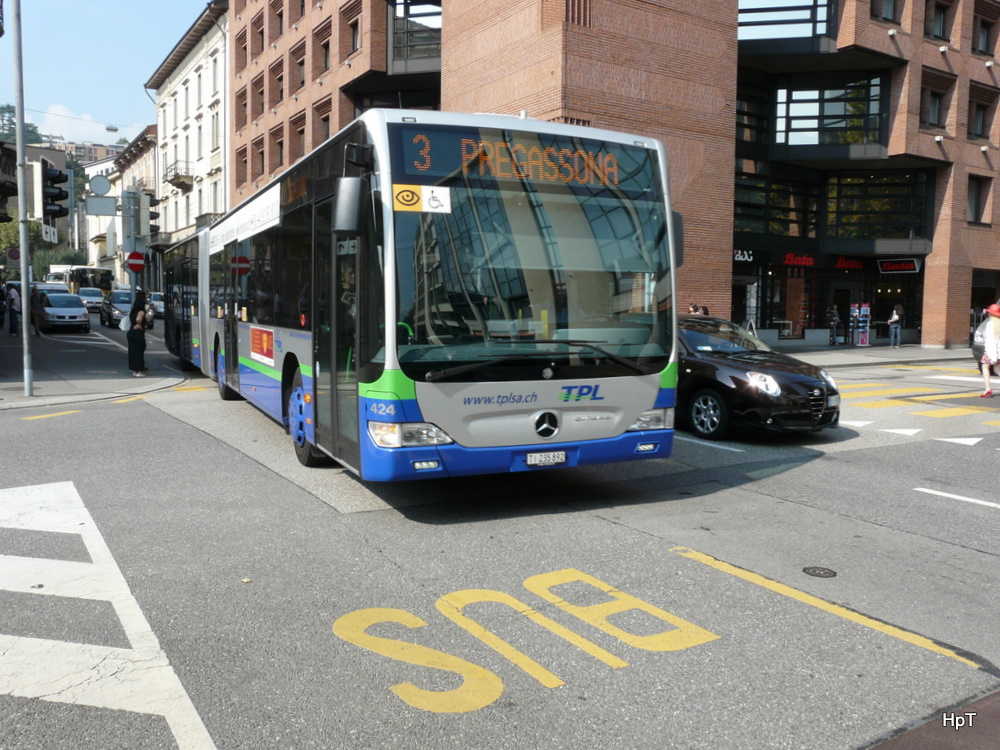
[
  {"left": 855, "top": 399, "right": 913, "bottom": 409},
  {"left": 911, "top": 406, "right": 995, "bottom": 418},
  {"left": 22, "top": 411, "right": 82, "bottom": 420},
  {"left": 842, "top": 387, "right": 941, "bottom": 399},
  {"left": 113, "top": 395, "right": 148, "bottom": 403},
  {"left": 838, "top": 383, "right": 891, "bottom": 389},
  {"left": 671, "top": 546, "right": 983, "bottom": 671},
  {"left": 173, "top": 386, "right": 207, "bottom": 391},
  {"left": 909, "top": 392, "right": 984, "bottom": 402},
  {"left": 983, "top": 420, "right": 1000, "bottom": 426}
]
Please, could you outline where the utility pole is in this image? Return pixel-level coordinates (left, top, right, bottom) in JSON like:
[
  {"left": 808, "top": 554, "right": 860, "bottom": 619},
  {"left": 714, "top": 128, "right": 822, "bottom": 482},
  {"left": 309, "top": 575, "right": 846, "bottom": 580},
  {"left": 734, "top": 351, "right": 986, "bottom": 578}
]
[{"left": 11, "top": 0, "right": 32, "bottom": 396}]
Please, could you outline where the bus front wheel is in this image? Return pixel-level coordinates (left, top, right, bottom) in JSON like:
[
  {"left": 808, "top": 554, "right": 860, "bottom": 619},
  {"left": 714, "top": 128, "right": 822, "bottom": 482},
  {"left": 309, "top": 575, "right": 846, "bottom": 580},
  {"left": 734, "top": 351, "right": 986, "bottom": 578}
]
[{"left": 287, "top": 370, "right": 324, "bottom": 467}]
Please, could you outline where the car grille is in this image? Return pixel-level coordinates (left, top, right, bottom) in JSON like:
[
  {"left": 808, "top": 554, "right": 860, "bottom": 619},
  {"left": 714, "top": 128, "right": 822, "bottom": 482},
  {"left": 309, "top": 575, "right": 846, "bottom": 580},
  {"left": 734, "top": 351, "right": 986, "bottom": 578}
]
[{"left": 809, "top": 388, "right": 825, "bottom": 421}]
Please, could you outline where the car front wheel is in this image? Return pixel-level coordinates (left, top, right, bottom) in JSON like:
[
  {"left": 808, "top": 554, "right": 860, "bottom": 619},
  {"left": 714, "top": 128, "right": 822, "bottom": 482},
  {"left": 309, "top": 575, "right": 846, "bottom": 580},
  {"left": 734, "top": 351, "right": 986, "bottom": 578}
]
[{"left": 689, "top": 388, "right": 731, "bottom": 440}]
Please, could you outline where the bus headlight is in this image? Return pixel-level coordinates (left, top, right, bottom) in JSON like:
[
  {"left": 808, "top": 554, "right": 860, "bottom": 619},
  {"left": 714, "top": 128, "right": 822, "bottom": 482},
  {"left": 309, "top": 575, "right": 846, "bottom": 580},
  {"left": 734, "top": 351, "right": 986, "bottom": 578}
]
[
  {"left": 368, "top": 421, "right": 454, "bottom": 448},
  {"left": 627, "top": 408, "right": 673, "bottom": 431}
]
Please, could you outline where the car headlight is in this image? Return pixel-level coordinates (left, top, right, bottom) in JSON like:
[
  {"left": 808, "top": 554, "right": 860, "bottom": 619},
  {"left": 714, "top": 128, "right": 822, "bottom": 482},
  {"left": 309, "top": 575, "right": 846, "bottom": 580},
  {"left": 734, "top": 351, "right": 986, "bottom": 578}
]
[
  {"left": 820, "top": 369, "right": 837, "bottom": 390},
  {"left": 627, "top": 408, "right": 673, "bottom": 431},
  {"left": 747, "top": 371, "right": 781, "bottom": 397},
  {"left": 368, "top": 421, "right": 454, "bottom": 448}
]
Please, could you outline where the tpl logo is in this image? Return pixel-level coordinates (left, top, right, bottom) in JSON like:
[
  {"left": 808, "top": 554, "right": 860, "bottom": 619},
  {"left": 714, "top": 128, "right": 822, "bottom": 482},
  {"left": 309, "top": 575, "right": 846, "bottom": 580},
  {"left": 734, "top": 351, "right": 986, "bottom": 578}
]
[{"left": 560, "top": 384, "right": 604, "bottom": 402}]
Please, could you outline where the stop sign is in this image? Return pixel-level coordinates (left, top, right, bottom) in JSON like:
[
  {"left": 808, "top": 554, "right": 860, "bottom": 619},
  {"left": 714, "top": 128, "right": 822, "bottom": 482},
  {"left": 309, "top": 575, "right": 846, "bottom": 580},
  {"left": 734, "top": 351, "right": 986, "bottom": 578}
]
[
  {"left": 233, "top": 256, "right": 251, "bottom": 275},
  {"left": 125, "top": 251, "right": 145, "bottom": 273}
]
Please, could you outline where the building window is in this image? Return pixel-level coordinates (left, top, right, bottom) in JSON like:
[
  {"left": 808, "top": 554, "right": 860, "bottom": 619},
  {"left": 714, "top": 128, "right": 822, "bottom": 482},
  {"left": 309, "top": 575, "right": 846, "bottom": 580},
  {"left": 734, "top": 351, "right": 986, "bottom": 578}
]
[
  {"left": 211, "top": 112, "right": 221, "bottom": 150},
  {"left": 235, "top": 29, "right": 248, "bottom": 73},
  {"left": 736, "top": 86, "right": 769, "bottom": 144},
  {"left": 393, "top": 0, "right": 442, "bottom": 60},
  {"left": 872, "top": 0, "right": 899, "bottom": 22},
  {"left": 920, "top": 70, "right": 954, "bottom": 129},
  {"left": 735, "top": 159, "right": 819, "bottom": 238},
  {"left": 252, "top": 13, "right": 265, "bottom": 57},
  {"left": 975, "top": 18, "right": 995, "bottom": 55},
  {"left": 969, "top": 176, "right": 991, "bottom": 223},
  {"left": 827, "top": 171, "right": 930, "bottom": 240},
  {"left": 291, "top": 41, "right": 307, "bottom": 89},
  {"left": 350, "top": 20, "right": 360, "bottom": 51},
  {"left": 270, "top": 60, "right": 284, "bottom": 107},
  {"left": 235, "top": 88, "right": 248, "bottom": 130},
  {"left": 213, "top": 57, "right": 219, "bottom": 94},
  {"left": 252, "top": 137, "right": 265, "bottom": 178},
  {"left": 290, "top": 111, "right": 306, "bottom": 159},
  {"left": 270, "top": 126, "right": 285, "bottom": 171},
  {"left": 197, "top": 125, "right": 203, "bottom": 159},
  {"left": 236, "top": 146, "right": 248, "bottom": 185},
  {"left": 252, "top": 75, "right": 266, "bottom": 118},
  {"left": 925, "top": 2, "right": 951, "bottom": 40},
  {"left": 738, "top": 0, "right": 837, "bottom": 40},
  {"left": 775, "top": 76, "right": 885, "bottom": 146},
  {"left": 970, "top": 102, "right": 989, "bottom": 138},
  {"left": 322, "top": 40, "right": 331, "bottom": 70}
]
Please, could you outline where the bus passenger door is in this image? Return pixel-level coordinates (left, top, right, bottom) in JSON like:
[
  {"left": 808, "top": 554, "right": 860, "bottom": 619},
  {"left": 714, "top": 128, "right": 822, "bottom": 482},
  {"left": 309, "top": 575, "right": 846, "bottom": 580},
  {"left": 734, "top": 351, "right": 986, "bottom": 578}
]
[
  {"left": 313, "top": 201, "right": 360, "bottom": 467},
  {"left": 221, "top": 242, "right": 241, "bottom": 393}
]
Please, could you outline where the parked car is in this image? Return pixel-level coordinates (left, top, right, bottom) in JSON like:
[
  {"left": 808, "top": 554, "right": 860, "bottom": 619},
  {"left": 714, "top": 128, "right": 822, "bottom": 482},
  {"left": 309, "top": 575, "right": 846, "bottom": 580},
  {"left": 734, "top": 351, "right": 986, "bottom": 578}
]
[
  {"left": 148, "top": 291, "right": 165, "bottom": 317},
  {"left": 76, "top": 287, "right": 105, "bottom": 312},
  {"left": 677, "top": 315, "right": 840, "bottom": 440},
  {"left": 38, "top": 293, "right": 90, "bottom": 333},
  {"left": 101, "top": 288, "right": 153, "bottom": 329}
]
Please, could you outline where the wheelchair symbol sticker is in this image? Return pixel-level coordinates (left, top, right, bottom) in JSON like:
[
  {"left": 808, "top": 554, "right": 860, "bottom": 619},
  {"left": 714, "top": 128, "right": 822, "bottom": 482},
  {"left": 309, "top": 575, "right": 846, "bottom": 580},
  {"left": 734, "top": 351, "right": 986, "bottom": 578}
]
[{"left": 392, "top": 185, "right": 451, "bottom": 214}]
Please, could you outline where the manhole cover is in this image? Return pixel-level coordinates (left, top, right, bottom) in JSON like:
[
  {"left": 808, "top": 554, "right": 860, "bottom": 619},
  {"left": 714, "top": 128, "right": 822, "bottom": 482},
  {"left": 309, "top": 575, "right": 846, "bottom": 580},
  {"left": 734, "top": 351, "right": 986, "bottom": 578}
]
[{"left": 803, "top": 566, "right": 837, "bottom": 578}]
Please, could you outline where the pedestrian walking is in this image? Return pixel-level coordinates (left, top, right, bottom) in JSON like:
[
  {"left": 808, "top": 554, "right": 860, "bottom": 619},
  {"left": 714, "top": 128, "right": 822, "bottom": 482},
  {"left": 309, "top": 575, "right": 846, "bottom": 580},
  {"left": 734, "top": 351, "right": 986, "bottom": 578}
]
[
  {"left": 688, "top": 303, "right": 702, "bottom": 314},
  {"left": 127, "top": 290, "right": 149, "bottom": 377},
  {"left": 979, "top": 303, "right": 1000, "bottom": 397},
  {"left": 888, "top": 303, "right": 903, "bottom": 348},
  {"left": 827, "top": 305, "right": 840, "bottom": 345},
  {"left": 29, "top": 288, "right": 45, "bottom": 336},
  {"left": 6, "top": 284, "right": 21, "bottom": 336}
]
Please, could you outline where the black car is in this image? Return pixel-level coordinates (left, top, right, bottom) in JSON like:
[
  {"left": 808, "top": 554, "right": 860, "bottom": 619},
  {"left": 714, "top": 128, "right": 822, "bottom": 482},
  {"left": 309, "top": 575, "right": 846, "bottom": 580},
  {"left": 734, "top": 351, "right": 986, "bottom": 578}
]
[{"left": 677, "top": 315, "right": 840, "bottom": 440}]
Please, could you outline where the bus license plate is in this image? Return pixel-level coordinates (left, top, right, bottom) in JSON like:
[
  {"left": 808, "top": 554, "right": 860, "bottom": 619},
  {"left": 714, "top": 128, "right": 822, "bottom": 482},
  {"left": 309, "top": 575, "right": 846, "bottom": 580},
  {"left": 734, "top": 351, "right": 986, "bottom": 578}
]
[{"left": 527, "top": 451, "right": 566, "bottom": 466}]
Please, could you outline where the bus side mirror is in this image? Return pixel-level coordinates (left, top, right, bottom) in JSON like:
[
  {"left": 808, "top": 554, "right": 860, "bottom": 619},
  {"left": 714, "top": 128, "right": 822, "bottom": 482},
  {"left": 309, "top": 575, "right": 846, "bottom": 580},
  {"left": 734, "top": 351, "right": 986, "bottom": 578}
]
[
  {"left": 333, "top": 176, "right": 366, "bottom": 235},
  {"left": 672, "top": 211, "right": 684, "bottom": 267}
]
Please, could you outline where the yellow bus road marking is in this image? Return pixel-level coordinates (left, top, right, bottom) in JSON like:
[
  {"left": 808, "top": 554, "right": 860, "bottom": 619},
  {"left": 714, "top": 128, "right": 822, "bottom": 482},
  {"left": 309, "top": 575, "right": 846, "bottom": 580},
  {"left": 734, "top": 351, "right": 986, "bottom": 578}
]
[
  {"left": 670, "top": 546, "right": 987, "bottom": 672},
  {"left": 855, "top": 399, "right": 912, "bottom": 409},
  {"left": 173, "top": 386, "right": 207, "bottom": 391},
  {"left": 113, "top": 395, "right": 148, "bottom": 403},
  {"left": 842, "top": 387, "right": 941, "bottom": 399},
  {"left": 22, "top": 411, "right": 82, "bottom": 421},
  {"left": 838, "top": 383, "right": 892, "bottom": 389},
  {"left": 983, "top": 420, "right": 1000, "bottom": 426},
  {"left": 911, "top": 406, "right": 995, "bottom": 418},
  {"left": 909, "top": 392, "right": 985, "bottom": 402}
]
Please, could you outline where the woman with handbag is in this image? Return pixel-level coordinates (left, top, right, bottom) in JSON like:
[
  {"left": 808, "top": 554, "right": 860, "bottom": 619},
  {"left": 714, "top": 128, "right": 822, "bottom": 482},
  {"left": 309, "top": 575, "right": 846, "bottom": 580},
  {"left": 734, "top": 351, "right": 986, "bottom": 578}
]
[
  {"left": 127, "top": 290, "right": 149, "bottom": 377},
  {"left": 979, "top": 303, "right": 1000, "bottom": 397}
]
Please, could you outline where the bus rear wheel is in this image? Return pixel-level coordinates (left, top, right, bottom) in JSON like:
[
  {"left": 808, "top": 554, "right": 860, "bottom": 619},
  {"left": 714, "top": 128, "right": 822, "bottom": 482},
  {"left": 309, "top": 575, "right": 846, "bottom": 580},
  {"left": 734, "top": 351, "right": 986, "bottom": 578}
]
[
  {"left": 215, "top": 347, "right": 238, "bottom": 401},
  {"left": 287, "top": 370, "right": 324, "bottom": 467}
]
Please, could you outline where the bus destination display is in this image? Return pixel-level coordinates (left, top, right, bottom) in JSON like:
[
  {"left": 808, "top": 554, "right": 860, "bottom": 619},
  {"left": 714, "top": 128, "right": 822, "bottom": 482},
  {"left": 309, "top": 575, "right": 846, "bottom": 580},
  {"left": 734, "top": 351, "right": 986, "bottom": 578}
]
[{"left": 394, "top": 125, "right": 625, "bottom": 189}]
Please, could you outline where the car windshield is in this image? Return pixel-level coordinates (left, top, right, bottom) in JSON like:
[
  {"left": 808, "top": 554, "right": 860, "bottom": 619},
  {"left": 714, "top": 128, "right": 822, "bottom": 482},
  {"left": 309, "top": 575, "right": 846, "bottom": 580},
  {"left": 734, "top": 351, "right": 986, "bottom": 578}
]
[
  {"left": 150, "top": 293, "right": 163, "bottom": 302},
  {"left": 112, "top": 291, "right": 131, "bottom": 304},
  {"left": 79, "top": 288, "right": 102, "bottom": 297},
  {"left": 44, "top": 294, "right": 85, "bottom": 309},
  {"left": 679, "top": 317, "right": 773, "bottom": 354}
]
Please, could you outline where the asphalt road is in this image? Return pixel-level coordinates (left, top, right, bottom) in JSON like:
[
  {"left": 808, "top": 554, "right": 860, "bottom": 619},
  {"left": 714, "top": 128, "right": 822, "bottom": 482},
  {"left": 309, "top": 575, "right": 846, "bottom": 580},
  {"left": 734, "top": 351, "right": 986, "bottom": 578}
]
[{"left": 1, "top": 335, "right": 998, "bottom": 749}]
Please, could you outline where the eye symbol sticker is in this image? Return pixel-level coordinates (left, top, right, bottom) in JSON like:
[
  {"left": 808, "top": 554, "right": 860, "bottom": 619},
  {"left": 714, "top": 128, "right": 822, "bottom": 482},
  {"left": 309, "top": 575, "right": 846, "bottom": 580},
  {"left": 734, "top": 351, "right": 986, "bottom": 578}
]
[{"left": 396, "top": 189, "right": 420, "bottom": 207}]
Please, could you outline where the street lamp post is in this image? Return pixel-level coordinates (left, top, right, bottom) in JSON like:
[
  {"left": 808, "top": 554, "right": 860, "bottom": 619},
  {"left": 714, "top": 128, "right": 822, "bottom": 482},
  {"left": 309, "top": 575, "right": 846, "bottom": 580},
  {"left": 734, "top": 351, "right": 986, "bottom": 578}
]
[{"left": 11, "top": 0, "right": 32, "bottom": 395}]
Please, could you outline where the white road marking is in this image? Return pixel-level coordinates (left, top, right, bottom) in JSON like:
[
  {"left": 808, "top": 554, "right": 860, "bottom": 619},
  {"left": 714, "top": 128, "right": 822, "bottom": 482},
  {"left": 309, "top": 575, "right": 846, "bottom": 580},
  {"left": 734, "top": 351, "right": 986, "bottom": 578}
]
[
  {"left": 933, "top": 437, "right": 984, "bottom": 446},
  {"left": 914, "top": 487, "right": 1000, "bottom": 511},
  {"left": 839, "top": 420, "right": 874, "bottom": 427},
  {"left": 0, "top": 482, "right": 216, "bottom": 749},
  {"left": 880, "top": 429, "right": 922, "bottom": 436},
  {"left": 673, "top": 435, "right": 745, "bottom": 452}
]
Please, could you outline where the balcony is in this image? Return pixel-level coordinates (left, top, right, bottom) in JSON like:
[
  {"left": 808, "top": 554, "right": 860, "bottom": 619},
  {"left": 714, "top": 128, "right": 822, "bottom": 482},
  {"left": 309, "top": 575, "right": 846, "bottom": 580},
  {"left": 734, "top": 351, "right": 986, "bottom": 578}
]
[{"left": 164, "top": 160, "right": 193, "bottom": 190}]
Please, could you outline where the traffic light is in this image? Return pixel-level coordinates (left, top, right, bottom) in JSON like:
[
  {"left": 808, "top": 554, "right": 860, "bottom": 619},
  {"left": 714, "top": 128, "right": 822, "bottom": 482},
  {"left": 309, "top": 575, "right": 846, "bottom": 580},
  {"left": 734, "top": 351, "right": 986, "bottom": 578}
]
[
  {"left": 41, "top": 159, "right": 69, "bottom": 219},
  {"left": 137, "top": 192, "right": 162, "bottom": 236}
]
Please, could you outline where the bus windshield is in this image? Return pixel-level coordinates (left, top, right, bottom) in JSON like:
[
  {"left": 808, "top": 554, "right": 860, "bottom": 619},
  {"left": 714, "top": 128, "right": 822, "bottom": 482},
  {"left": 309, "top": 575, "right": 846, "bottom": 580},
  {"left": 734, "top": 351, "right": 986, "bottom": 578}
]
[{"left": 390, "top": 124, "right": 673, "bottom": 382}]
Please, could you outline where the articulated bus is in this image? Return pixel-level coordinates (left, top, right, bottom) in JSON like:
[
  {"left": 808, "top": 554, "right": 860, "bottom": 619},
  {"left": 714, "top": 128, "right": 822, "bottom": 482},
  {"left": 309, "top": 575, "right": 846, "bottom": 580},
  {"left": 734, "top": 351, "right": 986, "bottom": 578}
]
[{"left": 163, "top": 109, "right": 682, "bottom": 481}]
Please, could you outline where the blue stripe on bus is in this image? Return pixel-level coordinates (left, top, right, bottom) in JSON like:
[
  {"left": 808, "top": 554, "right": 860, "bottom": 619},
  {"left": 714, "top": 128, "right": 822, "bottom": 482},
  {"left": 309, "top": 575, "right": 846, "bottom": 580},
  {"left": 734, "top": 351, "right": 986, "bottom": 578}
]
[{"left": 357, "top": 388, "right": 675, "bottom": 482}]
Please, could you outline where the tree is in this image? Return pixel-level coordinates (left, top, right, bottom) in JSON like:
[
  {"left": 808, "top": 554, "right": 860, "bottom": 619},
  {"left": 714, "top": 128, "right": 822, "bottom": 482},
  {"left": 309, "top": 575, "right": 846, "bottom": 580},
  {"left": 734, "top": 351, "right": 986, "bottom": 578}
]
[{"left": 0, "top": 104, "right": 43, "bottom": 144}]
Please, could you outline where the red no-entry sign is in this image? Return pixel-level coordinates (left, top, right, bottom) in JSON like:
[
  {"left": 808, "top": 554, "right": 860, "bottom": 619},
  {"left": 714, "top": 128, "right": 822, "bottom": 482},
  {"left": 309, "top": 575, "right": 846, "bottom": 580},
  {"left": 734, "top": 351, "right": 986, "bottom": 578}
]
[
  {"left": 125, "top": 251, "right": 145, "bottom": 273},
  {"left": 233, "top": 256, "right": 251, "bottom": 275}
]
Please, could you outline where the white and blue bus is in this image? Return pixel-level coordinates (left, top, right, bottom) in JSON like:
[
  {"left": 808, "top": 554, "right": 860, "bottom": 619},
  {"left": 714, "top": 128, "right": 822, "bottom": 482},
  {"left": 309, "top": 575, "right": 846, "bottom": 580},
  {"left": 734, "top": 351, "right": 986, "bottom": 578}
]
[{"left": 163, "top": 109, "right": 683, "bottom": 481}]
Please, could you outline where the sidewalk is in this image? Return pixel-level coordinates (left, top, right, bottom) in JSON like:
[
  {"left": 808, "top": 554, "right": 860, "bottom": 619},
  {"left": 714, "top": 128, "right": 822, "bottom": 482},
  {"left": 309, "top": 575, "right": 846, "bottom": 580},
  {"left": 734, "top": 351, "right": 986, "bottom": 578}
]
[
  {"left": 1, "top": 338, "right": 977, "bottom": 412},
  {"left": 0, "top": 334, "right": 187, "bottom": 412}
]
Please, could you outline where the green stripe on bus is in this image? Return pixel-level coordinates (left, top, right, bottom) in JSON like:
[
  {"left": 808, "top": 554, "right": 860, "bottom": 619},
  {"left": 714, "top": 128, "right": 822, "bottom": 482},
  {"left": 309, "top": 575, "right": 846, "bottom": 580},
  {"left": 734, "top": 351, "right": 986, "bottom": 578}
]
[
  {"left": 660, "top": 361, "right": 678, "bottom": 389},
  {"left": 238, "top": 356, "right": 281, "bottom": 381},
  {"left": 359, "top": 369, "right": 416, "bottom": 400}
]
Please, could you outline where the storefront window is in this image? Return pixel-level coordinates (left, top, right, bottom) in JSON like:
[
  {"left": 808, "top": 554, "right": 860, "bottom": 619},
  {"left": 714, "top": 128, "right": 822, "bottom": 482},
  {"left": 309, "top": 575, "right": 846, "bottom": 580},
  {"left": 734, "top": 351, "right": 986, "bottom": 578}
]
[{"left": 735, "top": 159, "right": 819, "bottom": 238}]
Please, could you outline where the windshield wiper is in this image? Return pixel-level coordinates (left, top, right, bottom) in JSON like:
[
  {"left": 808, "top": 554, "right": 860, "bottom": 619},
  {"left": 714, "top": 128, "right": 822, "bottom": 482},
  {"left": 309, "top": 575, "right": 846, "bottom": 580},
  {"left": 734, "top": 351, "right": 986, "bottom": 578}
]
[
  {"left": 506, "top": 339, "right": 648, "bottom": 374},
  {"left": 424, "top": 353, "right": 541, "bottom": 382}
]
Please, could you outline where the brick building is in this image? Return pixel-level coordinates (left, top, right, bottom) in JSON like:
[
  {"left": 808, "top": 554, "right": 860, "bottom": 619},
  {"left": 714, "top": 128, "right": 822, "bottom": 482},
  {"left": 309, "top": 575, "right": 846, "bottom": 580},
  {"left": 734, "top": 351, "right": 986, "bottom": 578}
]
[{"left": 223, "top": 0, "right": 1000, "bottom": 349}]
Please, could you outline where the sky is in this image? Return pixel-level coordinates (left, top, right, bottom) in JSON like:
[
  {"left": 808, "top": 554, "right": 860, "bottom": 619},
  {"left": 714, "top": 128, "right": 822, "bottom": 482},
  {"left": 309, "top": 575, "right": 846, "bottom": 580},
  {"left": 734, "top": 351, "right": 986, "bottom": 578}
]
[{"left": 1, "top": 1, "right": 213, "bottom": 145}]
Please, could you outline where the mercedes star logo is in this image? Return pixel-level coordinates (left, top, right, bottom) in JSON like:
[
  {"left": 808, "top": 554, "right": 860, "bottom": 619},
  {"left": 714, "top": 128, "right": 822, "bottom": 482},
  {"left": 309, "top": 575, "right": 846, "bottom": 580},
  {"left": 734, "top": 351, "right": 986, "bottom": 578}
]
[{"left": 534, "top": 411, "right": 559, "bottom": 439}]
